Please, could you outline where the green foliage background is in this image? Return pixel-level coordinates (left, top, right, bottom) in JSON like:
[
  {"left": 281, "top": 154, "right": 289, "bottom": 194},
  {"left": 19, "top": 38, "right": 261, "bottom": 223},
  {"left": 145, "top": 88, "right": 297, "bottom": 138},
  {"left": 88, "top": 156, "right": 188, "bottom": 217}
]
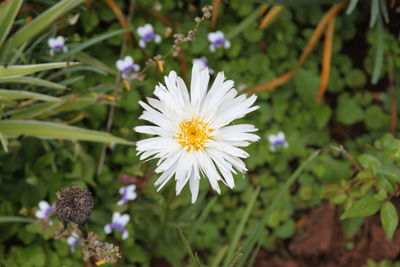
[{"left": 1, "top": 0, "right": 400, "bottom": 266}]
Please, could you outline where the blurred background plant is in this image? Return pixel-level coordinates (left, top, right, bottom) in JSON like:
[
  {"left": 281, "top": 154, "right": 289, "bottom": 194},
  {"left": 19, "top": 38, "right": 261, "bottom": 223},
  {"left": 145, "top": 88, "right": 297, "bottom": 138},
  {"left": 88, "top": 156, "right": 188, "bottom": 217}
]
[{"left": 1, "top": 0, "right": 400, "bottom": 266}]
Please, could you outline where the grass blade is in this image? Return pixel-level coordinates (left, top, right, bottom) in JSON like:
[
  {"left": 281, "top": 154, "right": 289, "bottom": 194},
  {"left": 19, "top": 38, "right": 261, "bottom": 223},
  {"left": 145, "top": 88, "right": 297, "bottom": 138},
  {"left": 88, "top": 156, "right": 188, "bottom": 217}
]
[
  {"left": 0, "top": 76, "right": 68, "bottom": 90},
  {"left": 188, "top": 196, "right": 217, "bottom": 243},
  {"left": 0, "top": 0, "right": 23, "bottom": 48},
  {"left": 56, "top": 28, "right": 131, "bottom": 60},
  {"left": 346, "top": 0, "right": 359, "bottom": 14},
  {"left": 237, "top": 150, "right": 320, "bottom": 266},
  {"left": 222, "top": 186, "right": 260, "bottom": 267},
  {"left": 0, "top": 216, "right": 35, "bottom": 223},
  {"left": 371, "top": 15, "right": 384, "bottom": 84},
  {"left": 75, "top": 52, "right": 118, "bottom": 75},
  {"left": 369, "top": 0, "right": 379, "bottom": 28},
  {"left": 0, "top": 120, "right": 134, "bottom": 145},
  {"left": 226, "top": 5, "right": 266, "bottom": 40},
  {"left": 0, "top": 89, "right": 60, "bottom": 102},
  {"left": 0, "top": 130, "right": 9, "bottom": 153},
  {"left": 176, "top": 225, "right": 202, "bottom": 267},
  {"left": 0, "top": 62, "right": 79, "bottom": 78},
  {"left": 4, "top": 0, "right": 84, "bottom": 54}
]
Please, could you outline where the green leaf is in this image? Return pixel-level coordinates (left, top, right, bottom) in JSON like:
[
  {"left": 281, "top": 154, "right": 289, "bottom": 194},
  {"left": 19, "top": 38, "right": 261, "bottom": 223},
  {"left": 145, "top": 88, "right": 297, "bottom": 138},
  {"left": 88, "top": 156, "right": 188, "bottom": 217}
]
[
  {"left": 56, "top": 28, "right": 131, "bottom": 60},
  {"left": 176, "top": 225, "right": 202, "bottom": 267},
  {"left": 380, "top": 202, "right": 398, "bottom": 240},
  {"left": 0, "top": 89, "right": 60, "bottom": 102},
  {"left": 358, "top": 154, "right": 381, "bottom": 173},
  {"left": 0, "top": 216, "right": 35, "bottom": 223},
  {"left": 0, "top": 76, "right": 67, "bottom": 90},
  {"left": 341, "top": 196, "right": 381, "bottom": 219},
  {"left": 3, "top": 0, "right": 84, "bottom": 53},
  {"left": 0, "top": 0, "right": 23, "bottom": 48},
  {"left": 336, "top": 94, "right": 364, "bottom": 125},
  {"left": 0, "top": 130, "right": 8, "bottom": 153},
  {"left": 0, "top": 120, "right": 133, "bottom": 145},
  {"left": 74, "top": 52, "right": 117, "bottom": 75},
  {"left": 9, "top": 102, "right": 63, "bottom": 119},
  {"left": 0, "top": 62, "right": 79, "bottom": 78},
  {"left": 294, "top": 69, "right": 319, "bottom": 108}
]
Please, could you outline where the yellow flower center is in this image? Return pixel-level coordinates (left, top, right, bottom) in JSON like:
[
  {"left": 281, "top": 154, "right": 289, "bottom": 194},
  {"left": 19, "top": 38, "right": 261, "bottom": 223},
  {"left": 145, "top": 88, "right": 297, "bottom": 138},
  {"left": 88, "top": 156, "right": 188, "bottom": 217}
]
[{"left": 176, "top": 117, "right": 212, "bottom": 151}]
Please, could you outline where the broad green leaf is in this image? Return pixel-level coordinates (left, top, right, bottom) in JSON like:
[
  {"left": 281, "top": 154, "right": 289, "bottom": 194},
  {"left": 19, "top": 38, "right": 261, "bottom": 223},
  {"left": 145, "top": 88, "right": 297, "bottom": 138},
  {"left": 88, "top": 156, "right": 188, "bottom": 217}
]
[
  {"left": 0, "top": 120, "right": 133, "bottom": 145},
  {"left": 4, "top": 0, "right": 84, "bottom": 53},
  {"left": 0, "top": 0, "right": 23, "bottom": 47},
  {"left": 0, "top": 89, "right": 60, "bottom": 102},
  {"left": 0, "top": 62, "right": 79, "bottom": 78},
  {"left": 341, "top": 196, "right": 381, "bottom": 219},
  {"left": 358, "top": 154, "right": 381, "bottom": 173},
  {"left": 0, "top": 76, "right": 67, "bottom": 90},
  {"left": 0, "top": 216, "right": 35, "bottom": 223},
  {"left": 380, "top": 202, "right": 398, "bottom": 239},
  {"left": 56, "top": 28, "right": 131, "bottom": 60},
  {"left": 378, "top": 165, "right": 400, "bottom": 183}
]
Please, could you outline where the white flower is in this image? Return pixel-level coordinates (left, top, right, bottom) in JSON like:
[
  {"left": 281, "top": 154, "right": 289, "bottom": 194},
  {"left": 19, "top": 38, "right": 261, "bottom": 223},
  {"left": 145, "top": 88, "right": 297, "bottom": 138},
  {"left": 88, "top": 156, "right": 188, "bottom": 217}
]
[
  {"left": 35, "top": 200, "right": 54, "bottom": 219},
  {"left": 116, "top": 56, "right": 140, "bottom": 80},
  {"left": 135, "top": 63, "right": 259, "bottom": 203},
  {"left": 208, "top": 31, "right": 230, "bottom": 53},
  {"left": 137, "top": 24, "right": 161, "bottom": 48},
  {"left": 117, "top": 185, "right": 137, "bottom": 205},
  {"left": 104, "top": 212, "right": 130, "bottom": 240},
  {"left": 66, "top": 232, "right": 80, "bottom": 252},
  {"left": 268, "top": 132, "right": 288, "bottom": 152},
  {"left": 48, "top": 36, "right": 67, "bottom": 56},
  {"left": 192, "top": 57, "right": 214, "bottom": 74}
]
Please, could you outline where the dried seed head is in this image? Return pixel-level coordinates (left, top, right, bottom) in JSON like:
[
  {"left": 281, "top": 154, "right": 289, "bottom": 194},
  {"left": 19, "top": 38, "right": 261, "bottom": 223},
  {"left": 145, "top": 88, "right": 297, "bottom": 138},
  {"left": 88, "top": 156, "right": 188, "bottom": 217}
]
[{"left": 54, "top": 185, "right": 93, "bottom": 228}]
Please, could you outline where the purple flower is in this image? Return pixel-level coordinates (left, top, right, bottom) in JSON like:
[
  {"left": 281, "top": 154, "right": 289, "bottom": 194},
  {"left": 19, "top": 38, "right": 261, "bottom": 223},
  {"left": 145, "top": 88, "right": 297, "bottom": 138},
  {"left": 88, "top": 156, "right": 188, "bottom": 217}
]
[
  {"left": 116, "top": 56, "right": 140, "bottom": 80},
  {"left": 117, "top": 185, "right": 137, "bottom": 206},
  {"left": 104, "top": 212, "right": 130, "bottom": 240},
  {"left": 192, "top": 57, "right": 214, "bottom": 74},
  {"left": 35, "top": 201, "right": 54, "bottom": 219},
  {"left": 208, "top": 31, "right": 231, "bottom": 53},
  {"left": 137, "top": 24, "right": 161, "bottom": 48},
  {"left": 268, "top": 132, "right": 288, "bottom": 152},
  {"left": 66, "top": 232, "right": 80, "bottom": 252},
  {"left": 48, "top": 36, "right": 67, "bottom": 56}
]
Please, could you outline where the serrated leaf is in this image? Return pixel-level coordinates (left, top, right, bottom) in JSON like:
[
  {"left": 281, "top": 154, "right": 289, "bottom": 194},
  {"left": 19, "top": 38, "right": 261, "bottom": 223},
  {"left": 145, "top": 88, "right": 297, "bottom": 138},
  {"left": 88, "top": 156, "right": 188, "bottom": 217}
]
[
  {"left": 341, "top": 196, "right": 380, "bottom": 219},
  {"left": 380, "top": 202, "right": 398, "bottom": 239}
]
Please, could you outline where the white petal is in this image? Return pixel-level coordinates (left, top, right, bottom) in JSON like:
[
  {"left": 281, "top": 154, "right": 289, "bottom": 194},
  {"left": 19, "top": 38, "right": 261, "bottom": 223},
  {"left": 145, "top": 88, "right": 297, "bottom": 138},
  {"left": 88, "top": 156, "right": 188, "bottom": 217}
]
[
  {"left": 35, "top": 210, "right": 45, "bottom": 219},
  {"left": 224, "top": 40, "right": 231, "bottom": 49},
  {"left": 155, "top": 35, "right": 161, "bottom": 43},
  {"left": 189, "top": 172, "right": 200, "bottom": 203},
  {"left": 190, "top": 63, "right": 209, "bottom": 108},
  {"left": 38, "top": 201, "right": 50, "bottom": 211},
  {"left": 48, "top": 38, "right": 56, "bottom": 47},
  {"left": 139, "top": 40, "right": 146, "bottom": 48},
  {"left": 268, "top": 134, "right": 277, "bottom": 143},
  {"left": 112, "top": 212, "right": 122, "bottom": 222},
  {"left": 122, "top": 231, "right": 129, "bottom": 240},
  {"left": 56, "top": 36, "right": 65, "bottom": 45},
  {"left": 119, "top": 214, "right": 130, "bottom": 225},
  {"left": 104, "top": 224, "right": 112, "bottom": 234},
  {"left": 209, "top": 44, "right": 216, "bottom": 52},
  {"left": 277, "top": 131, "right": 285, "bottom": 140}
]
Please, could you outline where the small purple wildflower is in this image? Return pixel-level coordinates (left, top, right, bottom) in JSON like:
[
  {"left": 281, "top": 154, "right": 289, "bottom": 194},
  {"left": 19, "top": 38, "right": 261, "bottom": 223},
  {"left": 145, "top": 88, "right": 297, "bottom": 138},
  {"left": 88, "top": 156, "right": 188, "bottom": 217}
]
[
  {"left": 48, "top": 36, "right": 67, "bottom": 56},
  {"left": 268, "top": 132, "right": 288, "bottom": 152},
  {"left": 104, "top": 212, "right": 130, "bottom": 240},
  {"left": 208, "top": 31, "right": 230, "bottom": 53},
  {"left": 35, "top": 201, "right": 54, "bottom": 219},
  {"left": 137, "top": 24, "right": 161, "bottom": 48},
  {"left": 192, "top": 57, "right": 214, "bottom": 74},
  {"left": 117, "top": 185, "right": 137, "bottom": 206},
  {"left": 66, "top": 232, "right": 80, "bottom": 252},
  {"left": 116, "top": 56, "right": 140, "bottom": 80}
]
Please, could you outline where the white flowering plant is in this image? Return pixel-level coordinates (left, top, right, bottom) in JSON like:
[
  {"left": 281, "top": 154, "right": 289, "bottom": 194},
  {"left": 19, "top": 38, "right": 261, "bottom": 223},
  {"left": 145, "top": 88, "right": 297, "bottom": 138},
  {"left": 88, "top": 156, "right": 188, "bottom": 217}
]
[{"left": 1, "top": 0, "right": 400, "bottom": 266}]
